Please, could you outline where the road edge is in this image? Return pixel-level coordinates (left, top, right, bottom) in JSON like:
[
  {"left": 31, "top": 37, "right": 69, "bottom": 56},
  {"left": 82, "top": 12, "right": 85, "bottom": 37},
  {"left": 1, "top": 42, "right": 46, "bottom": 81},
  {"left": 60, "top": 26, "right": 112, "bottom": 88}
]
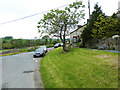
[{"left": 33, "top": 58, "right": 44, "bottom": 88}]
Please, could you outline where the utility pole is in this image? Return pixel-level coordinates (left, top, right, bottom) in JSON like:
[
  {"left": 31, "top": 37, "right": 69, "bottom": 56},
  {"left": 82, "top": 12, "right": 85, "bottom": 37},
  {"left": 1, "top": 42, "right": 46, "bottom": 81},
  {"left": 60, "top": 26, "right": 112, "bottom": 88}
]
[{"left": 88, "top": 0, "right": 90, "bottom": 19}]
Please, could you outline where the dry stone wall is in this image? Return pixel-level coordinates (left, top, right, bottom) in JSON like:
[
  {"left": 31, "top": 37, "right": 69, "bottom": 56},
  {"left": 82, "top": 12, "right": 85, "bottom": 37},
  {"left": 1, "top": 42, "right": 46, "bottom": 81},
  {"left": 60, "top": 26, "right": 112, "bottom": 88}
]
[{"left": 84, "top": 37, "right": 120, "bottom": 51}]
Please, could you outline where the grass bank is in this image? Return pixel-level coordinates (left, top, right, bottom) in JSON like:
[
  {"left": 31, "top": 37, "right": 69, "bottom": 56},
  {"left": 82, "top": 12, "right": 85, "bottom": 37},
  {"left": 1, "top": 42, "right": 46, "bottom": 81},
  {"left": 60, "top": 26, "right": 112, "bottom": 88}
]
[
  {"left": 0, "top": 49, "right": 10, "bottom": 52},
  {"left": 1, "top": 45, "right": 54, "bottom": 57},
  {"left": 40, "top": 47, "right": 118, "bottom": 88},
  {"left": 0, "top": 48, "right": 36, "bottom": 57}
]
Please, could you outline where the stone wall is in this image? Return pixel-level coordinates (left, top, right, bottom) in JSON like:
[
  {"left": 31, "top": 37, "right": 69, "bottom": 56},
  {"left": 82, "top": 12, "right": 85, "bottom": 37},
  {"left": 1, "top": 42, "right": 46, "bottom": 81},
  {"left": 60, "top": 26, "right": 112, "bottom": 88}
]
[
  {"left": 0, "top": 49, "right": 20, "bottom": 55},
  {"left": 84, "top": 37, "right": 120, "bottom": 50}
]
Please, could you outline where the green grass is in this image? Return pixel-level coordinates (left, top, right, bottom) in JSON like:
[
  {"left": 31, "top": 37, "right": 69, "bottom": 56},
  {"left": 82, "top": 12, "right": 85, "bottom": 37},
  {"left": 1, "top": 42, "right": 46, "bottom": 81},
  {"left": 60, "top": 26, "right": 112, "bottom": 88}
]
[
  {"left": 0, "top": 48, "right": 36, "bottom": 57},
  {"left": 0, "top": 49, "right": 10, "bottom": 52},
  {"left": 40, "top": 47, "right": 118, "bottom": 88},
  {"left": 0, "top": 52, "right": 24, "bottom": 57}
]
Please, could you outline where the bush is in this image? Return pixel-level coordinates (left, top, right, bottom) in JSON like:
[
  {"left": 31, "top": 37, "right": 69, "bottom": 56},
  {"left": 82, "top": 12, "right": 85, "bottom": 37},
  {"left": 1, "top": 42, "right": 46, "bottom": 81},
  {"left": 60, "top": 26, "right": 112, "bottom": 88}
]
[
  {"left": 46, "top": 44, "right": 54, "bottom": 48},
  {"left": 20, "top": 48, "right": 36, "bottom": 52},
  {"left": 106, "top": 46, "right": 111, "bottom": 50},
  {"left": 106, "top": 31, "right": 120, "bottom": 37},
  {"left": 77, "top": 42, "right": 83, "bottom": 48},
  {"left": 106, "top": 46, "right": 115, "bottom": 50},
  {"left": 111, "top": 47, "right": 115, "bottom": 50},
  {"left": 19, "top": 48, "right": 28, "bottom": 52},
  {"left": 2, "top": 43, "right": 12, "bottom": 49},
  {"left": 27, "top": 49, "right": 36, "bottom": 52}
]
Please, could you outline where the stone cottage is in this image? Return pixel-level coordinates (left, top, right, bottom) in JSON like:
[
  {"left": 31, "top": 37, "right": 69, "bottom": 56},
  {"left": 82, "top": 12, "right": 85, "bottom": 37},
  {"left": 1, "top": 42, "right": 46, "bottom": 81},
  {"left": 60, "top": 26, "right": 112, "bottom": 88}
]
[{"left": 70, "top": 25, "right": 86, "bottom": 43}]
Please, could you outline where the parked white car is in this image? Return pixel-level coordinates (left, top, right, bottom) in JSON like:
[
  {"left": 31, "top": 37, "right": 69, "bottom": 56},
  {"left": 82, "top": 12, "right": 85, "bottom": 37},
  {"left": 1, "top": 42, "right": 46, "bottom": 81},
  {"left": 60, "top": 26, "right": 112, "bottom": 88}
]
[
  {"left": 39, "top": 46, "right": 48, "bottom": 53},
  {"left": 33, "top": 48, "right": 46, "bottom": 57}
]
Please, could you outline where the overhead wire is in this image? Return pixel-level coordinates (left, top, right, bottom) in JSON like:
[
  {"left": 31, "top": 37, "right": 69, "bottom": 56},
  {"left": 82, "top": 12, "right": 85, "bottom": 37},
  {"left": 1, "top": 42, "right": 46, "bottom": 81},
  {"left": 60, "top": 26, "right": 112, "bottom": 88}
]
[{"left": 0, "top": 3, "right": 70, "bottom": 25}]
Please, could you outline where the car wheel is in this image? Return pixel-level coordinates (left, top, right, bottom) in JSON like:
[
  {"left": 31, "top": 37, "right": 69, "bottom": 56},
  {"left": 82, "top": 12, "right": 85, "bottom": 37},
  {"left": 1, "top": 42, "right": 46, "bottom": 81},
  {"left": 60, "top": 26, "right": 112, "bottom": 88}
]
[
  {"left": 33, "top": 55, "right": 36, "bottom": 58},
  {"left": 44, "top": 53, "right": 46, "bottom": 56},
  {"left": 42, "top": 53, "right": 44, "bottom": 57}
]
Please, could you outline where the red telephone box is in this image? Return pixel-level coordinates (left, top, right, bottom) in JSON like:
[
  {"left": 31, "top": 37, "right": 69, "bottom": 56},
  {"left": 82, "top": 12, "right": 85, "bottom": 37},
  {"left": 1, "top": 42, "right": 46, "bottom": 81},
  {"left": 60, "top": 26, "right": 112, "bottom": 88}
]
[{"left": 73, "top": 35, "right": 77, "bottom": 43}]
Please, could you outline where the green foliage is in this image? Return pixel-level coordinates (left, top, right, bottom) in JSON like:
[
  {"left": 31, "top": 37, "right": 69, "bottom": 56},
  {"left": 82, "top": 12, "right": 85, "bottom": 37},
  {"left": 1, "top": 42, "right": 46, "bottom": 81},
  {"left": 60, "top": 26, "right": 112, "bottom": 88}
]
[
  {"left": 0, "top": 49, "right": 10, "bottom": 52},
  {"left": 81, "top": 3, "right": 105, "bottom": 45},
  {"left": 27, "top": 48, "right": 36, "bottom": 52},
  {"left": 2, "top": 37, "right": 61, "bottom": 49},
  {"left": 111, "top": 13, "right": 117, "bottom": 18},
  {"left": 77, "top": 42, "right": 82, "bottom": 47},
  {"left": 3, "top": 36, "right": 13, "bottom": 40},
  {"left": 52, "top": 39, "right": 60, "bottom": 45},
  {"left": 92, "top": 14, "right": 120, "bottom": 39},
  {"left": 42, "top": 35, "right": 50, "bottom": 39},
  {"left": 37, "top": 1, "right": 85, "bottom": 51},
  {"left": 1, "top": 48, "right": 36, "bottom": 57},
  {"left": 42, "top": 35, "right": 50, "bottom": 45},
  {"left": 105, "top": 31, "right": 120, "bottom": 37},
  {"left": 49, "top": 38, "right": 52, "bottom": 44},
  {"left": 19, "top": 48, "right": 28, "bottom": 52},
  {"left": 2, "top": 42, "right": 12, "bottom": 49},
  {"left": 46, "top": 44, "right": 54, "bottom": 48}
]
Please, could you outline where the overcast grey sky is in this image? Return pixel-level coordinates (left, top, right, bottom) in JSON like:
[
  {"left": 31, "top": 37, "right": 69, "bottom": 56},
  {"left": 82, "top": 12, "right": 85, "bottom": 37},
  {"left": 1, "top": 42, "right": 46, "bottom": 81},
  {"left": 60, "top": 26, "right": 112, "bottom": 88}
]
[{"left": 0, "top": 0, "right": 119, "bottom": 39}]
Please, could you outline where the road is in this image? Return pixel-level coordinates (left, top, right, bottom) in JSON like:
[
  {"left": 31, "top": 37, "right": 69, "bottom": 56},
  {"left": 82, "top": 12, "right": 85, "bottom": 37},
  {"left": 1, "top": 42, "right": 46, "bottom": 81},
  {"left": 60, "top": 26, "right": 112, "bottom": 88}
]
[{"left": 0, "top": 47, "right": 54, "bottom": 89}]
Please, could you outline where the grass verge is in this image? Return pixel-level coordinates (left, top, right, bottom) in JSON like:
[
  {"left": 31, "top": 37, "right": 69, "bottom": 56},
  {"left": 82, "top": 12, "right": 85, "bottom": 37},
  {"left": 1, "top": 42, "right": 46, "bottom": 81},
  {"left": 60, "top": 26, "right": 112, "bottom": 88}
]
[
  {"left": 0, "top": 48, "right": 36, "bottom": 57},
  {"left": 0, "top": 49, "right": 10, "bottom": 52},
  {"left": 40, "top": 47, "right": 118, "bottom": 88},
  {"left": 0, "top": 52, "right": 25, "bottom": 57}
]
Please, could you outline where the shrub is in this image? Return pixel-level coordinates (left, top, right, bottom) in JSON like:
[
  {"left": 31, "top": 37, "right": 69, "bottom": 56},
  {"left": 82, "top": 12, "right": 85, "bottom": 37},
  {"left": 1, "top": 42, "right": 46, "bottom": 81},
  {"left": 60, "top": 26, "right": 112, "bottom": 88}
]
[
  {"left": 20, "top": 48, "right": 36, "bottom": 52},
  {"left": 27, "top": 49, "right": 36, "bottom": 52},
  {"left": 46, "top": 44, "right": 54, "bottom": 48},
  {"left": 77, "top": 42, "right": 83, "bottom": 48},
  {"left": 19, "top": 48, "right": 28, "bottom": 52},
  {"left": 106, "top": 46, "right": 115, "bottom": 50},
  {"left": 107, "top": 46, "right": 111, "bottom": 50}
]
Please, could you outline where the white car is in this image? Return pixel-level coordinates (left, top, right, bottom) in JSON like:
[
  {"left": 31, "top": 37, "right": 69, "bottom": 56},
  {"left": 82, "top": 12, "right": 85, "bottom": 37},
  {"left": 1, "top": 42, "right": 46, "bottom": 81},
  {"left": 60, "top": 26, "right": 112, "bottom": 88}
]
[
  {"left": 54, "top": 43, "right": 61, "bottom": 48},
  {"left": 33, "top": 48, "right": 45, "bottom": 57},
  {"left": 39, "top": 46, "right": 48, "bottom": 53}
]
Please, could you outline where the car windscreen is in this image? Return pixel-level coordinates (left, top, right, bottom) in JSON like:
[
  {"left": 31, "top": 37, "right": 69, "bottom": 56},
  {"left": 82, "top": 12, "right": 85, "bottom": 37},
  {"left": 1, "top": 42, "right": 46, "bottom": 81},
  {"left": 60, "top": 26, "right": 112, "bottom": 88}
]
[
  {"left": 55, "top": 43, "right": 60, "bottom": 46},
  {"left": 40, "top": 46, "right": 46, "bottom": 48},
  {"left": 35, "top": 49, "right": 43, "bottom": 52}
]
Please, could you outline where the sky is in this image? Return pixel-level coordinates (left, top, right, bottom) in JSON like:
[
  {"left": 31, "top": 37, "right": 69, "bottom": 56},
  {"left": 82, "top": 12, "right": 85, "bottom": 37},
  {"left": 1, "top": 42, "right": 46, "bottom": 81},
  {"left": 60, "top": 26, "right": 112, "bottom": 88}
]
[{"left": 0, "top": 0, "right": 119, "bottom": 39}]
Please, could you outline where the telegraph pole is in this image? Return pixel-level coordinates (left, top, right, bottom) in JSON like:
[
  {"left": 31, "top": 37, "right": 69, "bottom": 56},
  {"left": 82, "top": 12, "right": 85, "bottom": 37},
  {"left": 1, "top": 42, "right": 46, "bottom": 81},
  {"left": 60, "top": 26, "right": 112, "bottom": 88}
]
[{"left": 88, "top": 0, "right": 90, "bottom": 19}]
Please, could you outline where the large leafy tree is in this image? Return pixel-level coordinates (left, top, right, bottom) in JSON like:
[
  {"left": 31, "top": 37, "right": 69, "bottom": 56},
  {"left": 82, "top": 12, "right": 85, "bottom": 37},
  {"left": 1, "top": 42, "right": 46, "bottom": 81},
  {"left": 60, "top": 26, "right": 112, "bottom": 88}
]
[
  {"left": 92, "top": 13, "right": 120, "bottom": 39},
  {"left": 37, "top": 1, "right": 85, "bottom": 51},
  {"left": 81, "top": 3, "right": 105, "bottom": 45}
]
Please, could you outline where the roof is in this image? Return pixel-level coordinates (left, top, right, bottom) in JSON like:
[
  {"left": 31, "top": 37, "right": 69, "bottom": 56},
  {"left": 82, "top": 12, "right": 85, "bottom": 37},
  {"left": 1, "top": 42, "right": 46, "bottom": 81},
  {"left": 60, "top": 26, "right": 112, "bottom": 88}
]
[{"left": 70, "top": 25, "right": 86, "bottom": 34}]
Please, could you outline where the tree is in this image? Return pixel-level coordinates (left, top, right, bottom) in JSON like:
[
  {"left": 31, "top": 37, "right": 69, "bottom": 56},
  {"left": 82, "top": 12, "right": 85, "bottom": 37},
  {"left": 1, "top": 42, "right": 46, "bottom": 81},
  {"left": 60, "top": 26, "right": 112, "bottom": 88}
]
[
  {"left": 81, "top": 3, "right": 105, "bottom": 45},
  {"left": 111, "top": 13, "right": 117, "bottom": 18},
  {"left": 49, "top": 38, "right": 52, "bottom": 44},
  {"left": 42, "top": 35, "right": 50, "bottom": 45},
  {"left": 37, "top": 1, "right": 85, "bottom": 51},
  {"left": 92, "top": 13, "right": 120, "bottom": 39},
  {"left": 4, "top": 36, "right": 13, "bottom": 40},
  {"left": 2, "top": 42, "right": 12, "bottom": 49}
]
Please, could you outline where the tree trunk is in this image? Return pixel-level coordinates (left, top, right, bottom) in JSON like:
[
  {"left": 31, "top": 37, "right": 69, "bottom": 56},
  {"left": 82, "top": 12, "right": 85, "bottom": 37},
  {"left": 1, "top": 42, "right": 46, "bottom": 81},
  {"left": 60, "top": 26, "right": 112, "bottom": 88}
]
[
  {"left": 63, "top": 24, "right": 67, "bottom": 51},
  {"left": 63, "top": 40, "right": 66, "bottom": 51}
]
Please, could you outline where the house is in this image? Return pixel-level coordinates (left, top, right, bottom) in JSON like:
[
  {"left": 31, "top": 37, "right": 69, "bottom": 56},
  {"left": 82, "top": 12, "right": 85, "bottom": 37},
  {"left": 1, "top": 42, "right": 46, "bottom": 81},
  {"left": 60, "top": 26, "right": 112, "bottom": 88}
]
[{"left": 70, "top": 25, "right": 86, "bottom": 43}]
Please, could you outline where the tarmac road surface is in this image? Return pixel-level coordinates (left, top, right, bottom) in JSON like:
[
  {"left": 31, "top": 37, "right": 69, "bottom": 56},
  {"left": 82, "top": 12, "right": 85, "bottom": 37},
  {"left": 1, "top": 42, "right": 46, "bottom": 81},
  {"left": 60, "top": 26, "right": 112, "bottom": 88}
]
[{"left": 0, "top": 47, "right": 54, "bottom": 89}]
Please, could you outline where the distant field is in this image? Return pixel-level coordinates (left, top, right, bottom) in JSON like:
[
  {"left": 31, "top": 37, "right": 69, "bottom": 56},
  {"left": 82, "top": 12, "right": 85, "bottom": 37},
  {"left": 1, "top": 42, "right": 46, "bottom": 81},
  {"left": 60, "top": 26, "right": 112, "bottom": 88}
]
[{"left": 40, "top": 47, "right": 118, "bottom": 88}]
